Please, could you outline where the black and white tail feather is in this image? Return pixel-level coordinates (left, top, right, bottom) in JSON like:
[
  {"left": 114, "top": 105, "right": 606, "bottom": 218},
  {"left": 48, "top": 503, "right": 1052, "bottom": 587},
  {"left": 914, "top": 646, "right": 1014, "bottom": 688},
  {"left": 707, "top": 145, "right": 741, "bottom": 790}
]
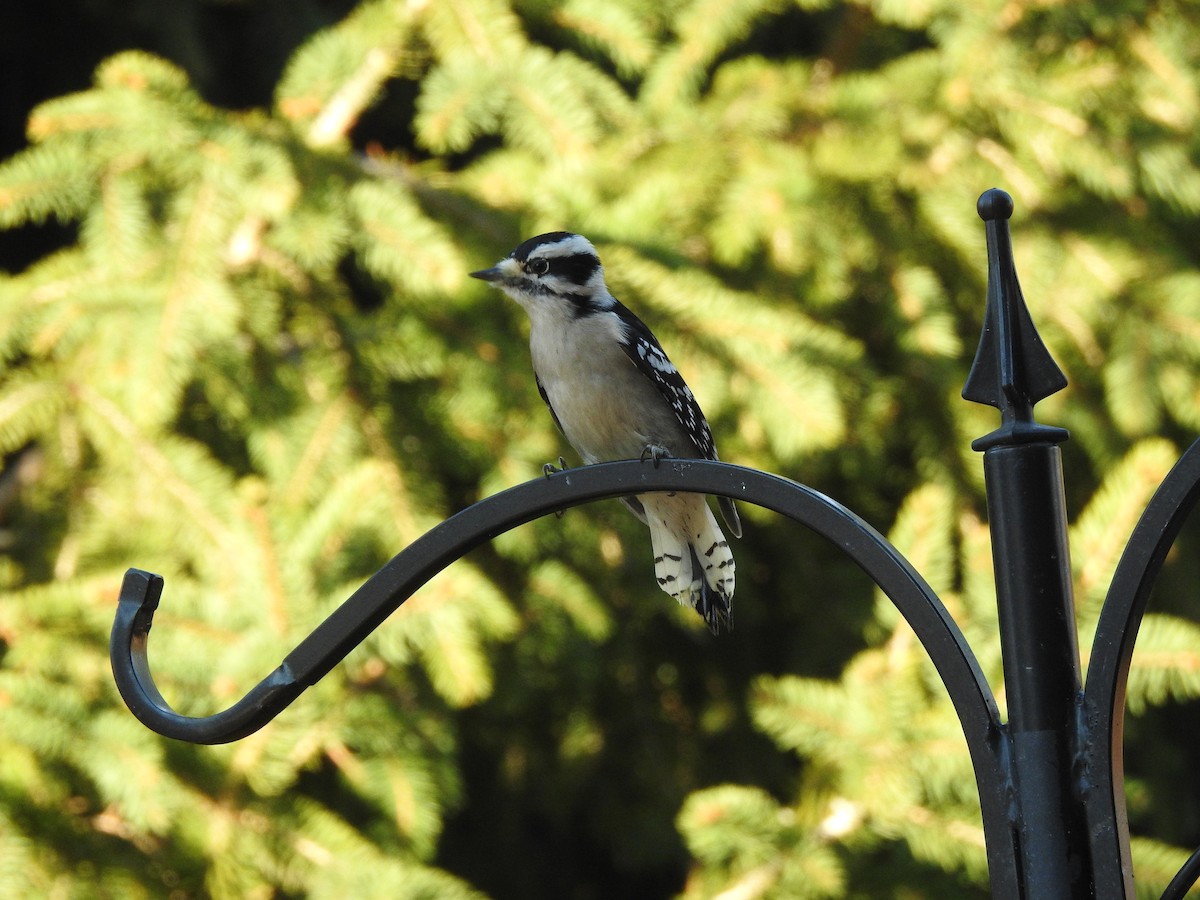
[{"left": 471, "top": 232, "right": 740, "bottom": 633}]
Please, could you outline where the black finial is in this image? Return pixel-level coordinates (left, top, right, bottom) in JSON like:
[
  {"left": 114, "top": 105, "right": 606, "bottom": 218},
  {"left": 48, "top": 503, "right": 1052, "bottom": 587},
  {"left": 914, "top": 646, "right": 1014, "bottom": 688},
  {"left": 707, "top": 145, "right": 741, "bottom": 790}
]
[
  {"left": 977, "top": 188, "right": 1014, "bottom": 221},
  {"left": 962, "top": 189, "right": 1068, "bottom": 450}
]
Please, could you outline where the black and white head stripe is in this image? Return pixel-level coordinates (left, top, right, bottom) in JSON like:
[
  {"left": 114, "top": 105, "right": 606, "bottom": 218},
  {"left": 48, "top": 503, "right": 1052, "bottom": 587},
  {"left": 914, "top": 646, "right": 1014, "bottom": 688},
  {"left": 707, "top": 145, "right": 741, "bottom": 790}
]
[
  {"left": 473, "top": 232, "right": 609, "bottom": 310},
  {"left": 512, "top": 232, "right": 598, "bottom": 265},
  {"left": 513, "top": 233, "right": 603, "bottom": 294},
  {"left": 616, "top": 301, "right": 718, "bottom": 461}
]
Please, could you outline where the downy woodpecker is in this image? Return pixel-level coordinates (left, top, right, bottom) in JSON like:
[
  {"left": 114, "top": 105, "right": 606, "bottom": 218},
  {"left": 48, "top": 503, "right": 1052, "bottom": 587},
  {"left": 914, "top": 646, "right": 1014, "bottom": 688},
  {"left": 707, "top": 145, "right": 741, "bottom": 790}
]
[{"left": 471, "top": 232, "right": 741, "bottom": 633}]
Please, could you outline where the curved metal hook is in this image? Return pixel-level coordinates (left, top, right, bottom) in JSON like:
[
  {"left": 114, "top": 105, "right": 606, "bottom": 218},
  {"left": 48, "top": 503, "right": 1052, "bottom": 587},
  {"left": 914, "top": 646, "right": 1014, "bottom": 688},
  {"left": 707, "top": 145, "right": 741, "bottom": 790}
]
[
  {"left": 111, "top": 458, "right": 1013, "bottom": 888},
  {"left": 113, "top": 460, "right": 1004, "bottom": 740},
  {"left": 1082, "top": 437, "right": 1200, "bottom": 899},
  {"left": 112, "top": 569, "right": 306, "bottom": 743}
]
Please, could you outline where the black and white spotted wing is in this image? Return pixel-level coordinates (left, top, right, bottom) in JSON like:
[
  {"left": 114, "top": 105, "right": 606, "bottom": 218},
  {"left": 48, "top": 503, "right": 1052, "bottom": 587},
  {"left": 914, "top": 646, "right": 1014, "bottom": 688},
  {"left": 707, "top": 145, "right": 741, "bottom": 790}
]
[
  {"left": 615, "top": 304, "right": 715, "bottom": 459},
  {"left": 614, "top": 301, "right": 742, "bottom": 537}
]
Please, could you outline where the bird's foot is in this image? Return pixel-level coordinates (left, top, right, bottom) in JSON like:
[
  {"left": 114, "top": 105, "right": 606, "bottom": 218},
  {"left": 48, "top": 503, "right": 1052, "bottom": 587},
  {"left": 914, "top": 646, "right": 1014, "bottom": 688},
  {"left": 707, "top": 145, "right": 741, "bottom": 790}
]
[
  {"left": 543, "top": 457, "right": 569, "bottom": 518},
  {"left": 542, "top": 456, "right": 569, "bottom": 478},
  {"left": 639, "top": 444, "right": 671, "bottom": 468}
]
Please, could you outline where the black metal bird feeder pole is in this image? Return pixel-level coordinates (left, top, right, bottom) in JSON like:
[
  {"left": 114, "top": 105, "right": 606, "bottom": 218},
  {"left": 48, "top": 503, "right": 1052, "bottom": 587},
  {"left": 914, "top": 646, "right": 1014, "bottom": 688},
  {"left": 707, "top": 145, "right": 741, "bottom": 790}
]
[
  {"left": 109, "top": 190, "right": 1200, "bottom": 899},
  {"left": 964, "top": 188, "right": 1089, "bottom": 897}
]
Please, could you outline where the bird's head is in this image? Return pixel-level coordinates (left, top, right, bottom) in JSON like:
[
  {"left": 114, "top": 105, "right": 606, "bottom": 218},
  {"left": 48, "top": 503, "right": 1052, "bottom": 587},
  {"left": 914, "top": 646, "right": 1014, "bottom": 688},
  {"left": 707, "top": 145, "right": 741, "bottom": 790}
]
[{"left": 471, "top": 232, "right": 612, "bottom": 316}]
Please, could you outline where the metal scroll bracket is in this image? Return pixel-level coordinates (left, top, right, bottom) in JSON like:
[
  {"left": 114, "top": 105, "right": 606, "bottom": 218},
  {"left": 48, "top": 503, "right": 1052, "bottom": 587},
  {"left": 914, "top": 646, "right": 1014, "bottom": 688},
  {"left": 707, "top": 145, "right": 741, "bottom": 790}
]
[
  {"left": 111, "top": 190, "right": 1200, "bottom": 900},
  {"left": 110, "top": 457, "right": 1018, "bottom": 894}
]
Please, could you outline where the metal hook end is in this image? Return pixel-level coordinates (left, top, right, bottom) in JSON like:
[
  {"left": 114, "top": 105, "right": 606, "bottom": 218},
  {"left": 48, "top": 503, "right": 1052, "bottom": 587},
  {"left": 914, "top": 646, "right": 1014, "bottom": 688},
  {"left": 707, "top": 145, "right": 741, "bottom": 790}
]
[
  {"left": 119, "top": 567, "right": 164, "bottom": 634},
  {"left": 110, "top": 568, "right": 303, "bottom": 744}
]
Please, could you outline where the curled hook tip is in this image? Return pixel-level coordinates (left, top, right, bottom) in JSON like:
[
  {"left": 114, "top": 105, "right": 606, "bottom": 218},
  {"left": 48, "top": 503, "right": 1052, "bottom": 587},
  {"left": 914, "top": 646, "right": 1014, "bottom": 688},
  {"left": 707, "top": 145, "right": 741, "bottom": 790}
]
[
  {"left": 120, "top": 567, "right": 164, "bottom": 611},
  {"left": 977, "top": 189, "right": 1014, "bottom": 222}
]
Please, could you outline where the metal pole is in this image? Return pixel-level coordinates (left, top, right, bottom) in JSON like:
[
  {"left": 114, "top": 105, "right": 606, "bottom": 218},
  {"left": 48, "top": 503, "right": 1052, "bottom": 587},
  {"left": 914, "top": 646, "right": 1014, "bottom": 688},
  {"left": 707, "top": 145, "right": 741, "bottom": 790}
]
[
  {"left": 984, "top": 444, "right": 1090, "bottom": 897},
  {"left": 965, "top": 189, "right": 1091, "bottom": 897}
]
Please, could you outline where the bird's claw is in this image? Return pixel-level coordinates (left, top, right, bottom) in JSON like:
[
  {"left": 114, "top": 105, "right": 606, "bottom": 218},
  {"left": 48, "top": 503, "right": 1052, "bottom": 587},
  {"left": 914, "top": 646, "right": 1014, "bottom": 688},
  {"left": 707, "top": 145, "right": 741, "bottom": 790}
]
[
  {"left": 639, "top": 445, "right": 670, "bottom": 468},
  {"left": 542, "top": 456, "right": 569, "bottom": 478},
  {"left": 543, "top": 457, "right": 569, "bottom": 518}
]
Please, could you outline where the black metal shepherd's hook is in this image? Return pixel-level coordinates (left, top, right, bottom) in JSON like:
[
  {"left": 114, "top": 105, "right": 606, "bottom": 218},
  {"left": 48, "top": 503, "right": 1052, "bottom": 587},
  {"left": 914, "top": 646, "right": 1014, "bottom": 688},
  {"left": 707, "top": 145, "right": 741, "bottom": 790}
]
[{"left": 111, "top": 190, "right": 1200, "bottom": 900}]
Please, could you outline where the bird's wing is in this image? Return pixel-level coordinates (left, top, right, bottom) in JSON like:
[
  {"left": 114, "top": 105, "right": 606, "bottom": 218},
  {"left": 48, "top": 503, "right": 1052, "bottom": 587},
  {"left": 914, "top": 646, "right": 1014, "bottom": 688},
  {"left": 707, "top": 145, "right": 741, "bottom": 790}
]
[
  {"left": 615, "top": 303, "right": 716, "bottom": 460},
  {"left": 615, "top": 302, "right": 742, "bottom": 538}
]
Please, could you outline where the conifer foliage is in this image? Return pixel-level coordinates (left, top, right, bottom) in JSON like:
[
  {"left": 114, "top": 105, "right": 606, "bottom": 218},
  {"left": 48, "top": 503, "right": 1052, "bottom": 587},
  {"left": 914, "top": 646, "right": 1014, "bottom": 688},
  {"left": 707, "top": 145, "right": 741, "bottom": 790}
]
[{"left": 1, "top": 0, "right": 1199, "bottom": 896}]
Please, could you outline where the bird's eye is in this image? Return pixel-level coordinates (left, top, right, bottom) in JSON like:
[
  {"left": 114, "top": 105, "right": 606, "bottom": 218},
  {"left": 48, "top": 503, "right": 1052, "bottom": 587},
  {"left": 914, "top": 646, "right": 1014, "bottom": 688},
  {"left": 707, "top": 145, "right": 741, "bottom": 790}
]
[{"left": 529, "top": 258, "right": 549, "bottom": 276}]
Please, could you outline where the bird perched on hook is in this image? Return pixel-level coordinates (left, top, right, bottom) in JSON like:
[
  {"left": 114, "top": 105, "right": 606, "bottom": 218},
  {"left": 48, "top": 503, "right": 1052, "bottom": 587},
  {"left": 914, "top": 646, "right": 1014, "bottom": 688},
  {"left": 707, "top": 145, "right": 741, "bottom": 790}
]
[{"left": 471, "top": 232, "right": 741, "bottom": 633}]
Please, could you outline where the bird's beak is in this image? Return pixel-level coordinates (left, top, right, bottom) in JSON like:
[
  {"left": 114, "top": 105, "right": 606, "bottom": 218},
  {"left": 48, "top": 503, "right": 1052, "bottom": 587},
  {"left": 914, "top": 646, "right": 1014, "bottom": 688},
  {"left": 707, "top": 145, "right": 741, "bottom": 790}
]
[
  {"left": 470, "top": 265, "right": 504, "bottom": 283},
  {"left": 471, "top": 257, "right": 520, "bottom": 284}
]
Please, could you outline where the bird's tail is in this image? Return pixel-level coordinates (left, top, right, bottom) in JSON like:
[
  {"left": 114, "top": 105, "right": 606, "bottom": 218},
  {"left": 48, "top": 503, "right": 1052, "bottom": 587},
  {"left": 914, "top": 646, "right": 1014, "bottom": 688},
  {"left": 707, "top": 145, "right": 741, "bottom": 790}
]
[{"left": 643, "top": 493, "right": 735, "bottom": 634}]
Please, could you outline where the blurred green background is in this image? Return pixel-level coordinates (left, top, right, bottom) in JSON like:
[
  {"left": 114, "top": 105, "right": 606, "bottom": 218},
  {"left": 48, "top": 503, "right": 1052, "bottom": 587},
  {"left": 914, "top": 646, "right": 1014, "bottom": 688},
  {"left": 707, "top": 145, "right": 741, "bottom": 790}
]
[{"left": 2, "top": 0, "right": 1199, "bottom": 897}]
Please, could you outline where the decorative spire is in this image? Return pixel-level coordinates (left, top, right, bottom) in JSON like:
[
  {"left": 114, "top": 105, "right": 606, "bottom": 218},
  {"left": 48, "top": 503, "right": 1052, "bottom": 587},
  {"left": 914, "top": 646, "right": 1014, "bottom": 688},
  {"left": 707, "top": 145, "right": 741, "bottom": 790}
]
[{"left": 962, "top": 188, "right": 1069, "bottom": 450}]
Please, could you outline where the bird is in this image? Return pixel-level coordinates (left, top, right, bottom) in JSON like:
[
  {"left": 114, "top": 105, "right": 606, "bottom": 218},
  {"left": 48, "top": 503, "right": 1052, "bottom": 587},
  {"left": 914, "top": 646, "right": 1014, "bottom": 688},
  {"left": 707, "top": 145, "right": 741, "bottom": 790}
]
[{"left": 470, "top": 232, "right": 741, "bottom": 633}]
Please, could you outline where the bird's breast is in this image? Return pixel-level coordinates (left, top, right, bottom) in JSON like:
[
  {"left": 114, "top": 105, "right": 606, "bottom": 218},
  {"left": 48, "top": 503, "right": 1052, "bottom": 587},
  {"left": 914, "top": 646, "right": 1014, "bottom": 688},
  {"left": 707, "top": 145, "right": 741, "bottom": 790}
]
[{"left": 530, "top": 317, "right": 681, "bottom": 461}]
